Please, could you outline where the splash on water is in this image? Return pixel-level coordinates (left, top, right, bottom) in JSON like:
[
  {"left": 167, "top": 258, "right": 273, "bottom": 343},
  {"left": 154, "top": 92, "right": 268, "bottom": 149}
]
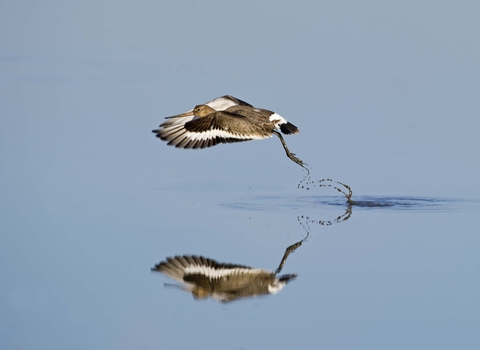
[{"left": 298, "top": 174, "right": 354, "bottom": 203}]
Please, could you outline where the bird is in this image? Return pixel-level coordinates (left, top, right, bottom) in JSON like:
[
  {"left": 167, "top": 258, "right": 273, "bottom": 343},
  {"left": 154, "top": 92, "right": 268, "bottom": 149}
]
[
  {"left": 152, "top": 95, "right": 308, "bottom": 171},
  {"left": 151, "top": 255, "right": 297, "bottom": 303}
]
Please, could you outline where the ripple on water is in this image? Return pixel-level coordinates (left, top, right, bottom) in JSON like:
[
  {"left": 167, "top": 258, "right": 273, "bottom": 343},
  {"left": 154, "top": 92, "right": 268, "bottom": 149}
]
[{"left": 224, "top": 195, "right": 478, "bottom": 212}]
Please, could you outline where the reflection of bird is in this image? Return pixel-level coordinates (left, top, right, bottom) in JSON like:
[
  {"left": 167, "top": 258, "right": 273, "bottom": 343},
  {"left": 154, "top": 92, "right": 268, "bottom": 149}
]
[
  {"left": 151, "top": 255, "right": 297, "bottom": 302},
  {"left": 152, "top": 95, "right": 307, "bottom": 170}
]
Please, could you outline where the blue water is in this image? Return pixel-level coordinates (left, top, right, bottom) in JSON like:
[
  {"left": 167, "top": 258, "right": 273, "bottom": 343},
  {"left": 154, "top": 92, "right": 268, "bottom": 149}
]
[{"left": 2, "top": 1, "right": 480, "bottom": 349}]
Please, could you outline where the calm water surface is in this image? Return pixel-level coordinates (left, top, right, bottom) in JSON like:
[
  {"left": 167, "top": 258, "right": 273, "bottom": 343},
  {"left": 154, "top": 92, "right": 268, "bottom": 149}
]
[
  {"left": 3, "top": 173, "right": 479, "bottom": 349},
  {"left": 2, "top": 1, "right": 480, "bottom": 349}
]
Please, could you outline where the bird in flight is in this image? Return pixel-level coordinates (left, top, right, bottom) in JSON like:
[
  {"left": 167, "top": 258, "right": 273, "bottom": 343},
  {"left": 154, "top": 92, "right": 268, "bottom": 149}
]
[{"left": 152, "top": 95, "right": 308, "bottom": 171}]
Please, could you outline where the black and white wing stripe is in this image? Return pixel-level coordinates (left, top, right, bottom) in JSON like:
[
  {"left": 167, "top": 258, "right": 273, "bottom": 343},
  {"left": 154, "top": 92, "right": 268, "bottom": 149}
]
[{"left": 154, "top": 111, "right": 272, "bottom": 149}]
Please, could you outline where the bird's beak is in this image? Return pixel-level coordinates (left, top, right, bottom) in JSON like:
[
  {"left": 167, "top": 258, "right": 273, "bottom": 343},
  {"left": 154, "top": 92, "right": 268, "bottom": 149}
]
[
  {"left": 164, "top": 283, "right": 194, "bottom": 293},
  {"left": 165, "top": 110, "right": 194, "bottom": 119}
]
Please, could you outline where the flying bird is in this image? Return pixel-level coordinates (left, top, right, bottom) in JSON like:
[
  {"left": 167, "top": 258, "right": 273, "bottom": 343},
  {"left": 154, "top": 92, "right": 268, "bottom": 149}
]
[{"left": 152, "top": 95, "right": 307, "bottom": 171}]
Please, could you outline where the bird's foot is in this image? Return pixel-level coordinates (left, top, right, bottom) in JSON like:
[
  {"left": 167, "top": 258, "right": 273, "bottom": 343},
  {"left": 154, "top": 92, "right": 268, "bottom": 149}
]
[{"left": 287, "top": 152, "right": 310, "bottom": 174}]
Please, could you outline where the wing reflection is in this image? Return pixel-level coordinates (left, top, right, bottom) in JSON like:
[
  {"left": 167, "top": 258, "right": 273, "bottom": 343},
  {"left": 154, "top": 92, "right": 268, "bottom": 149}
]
[{"left": 151, "top": 235, "right": 307, "bottom": 303}]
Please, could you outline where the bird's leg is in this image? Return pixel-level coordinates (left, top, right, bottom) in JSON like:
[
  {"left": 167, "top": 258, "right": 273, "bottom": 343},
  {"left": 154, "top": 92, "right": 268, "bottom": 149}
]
[
  {"left": 272, "top": 131, "right": 309, "bottom": 174},
  {"left": 274, "top": 232, "right": 309, "bottom": 275}
]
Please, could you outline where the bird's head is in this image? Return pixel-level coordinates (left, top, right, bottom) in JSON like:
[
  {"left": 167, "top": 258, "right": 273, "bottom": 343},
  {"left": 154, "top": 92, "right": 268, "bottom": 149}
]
[{"left": 193, "top": 104, "right": 216, "bottom": 117}]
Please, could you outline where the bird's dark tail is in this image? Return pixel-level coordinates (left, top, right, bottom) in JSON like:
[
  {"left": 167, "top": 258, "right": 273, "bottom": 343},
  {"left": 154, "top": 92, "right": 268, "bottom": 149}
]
[
  {"left": 278, "top": 273, "right": 298, "bottom": 283},
  {"left": 280, "top": 122, "right": 300, "bottom": 135}
]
